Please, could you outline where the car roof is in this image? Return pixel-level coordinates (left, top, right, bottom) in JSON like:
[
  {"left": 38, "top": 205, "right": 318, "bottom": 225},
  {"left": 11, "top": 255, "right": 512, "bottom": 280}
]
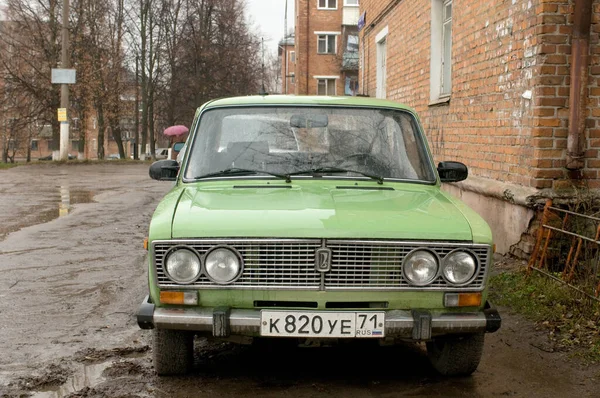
[{"left": 200, "top": 95, "right": 417, "bottom": 114}]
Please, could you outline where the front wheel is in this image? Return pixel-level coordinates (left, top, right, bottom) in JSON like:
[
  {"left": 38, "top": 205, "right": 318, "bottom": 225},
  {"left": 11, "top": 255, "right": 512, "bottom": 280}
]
[
  {"left": 153, "top": 329, "right": 194, "bottom": 376},
  {"left": 426, "top": 333, "right": 485, "bottom": 376}
]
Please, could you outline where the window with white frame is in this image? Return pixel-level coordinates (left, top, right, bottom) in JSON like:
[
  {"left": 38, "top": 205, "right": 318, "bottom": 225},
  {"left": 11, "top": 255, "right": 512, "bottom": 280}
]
[
  {"left": 318, "top": 0, "right": 337, "bottom": 9},
  {"left": 344, "top": 0, "right": 359, "bottom": 6},
  {"left": 316, "top": 78, "right": 337, "bottom": 95},
  {"left": 290, "top": 51, "right": 296, "bottom": 63},
  {"left": 430, "top": 0, "right": 452, "bottom": 102},
  {"left": 291, "top": 74, "right": 296, "bottom": 84},
  {"left": 317, "top": 34, "right": 337, "bottom": 54}
]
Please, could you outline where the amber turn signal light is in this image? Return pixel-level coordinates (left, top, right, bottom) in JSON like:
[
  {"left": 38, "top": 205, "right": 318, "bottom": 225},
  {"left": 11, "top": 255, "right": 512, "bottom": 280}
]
[
  {"left": 143, "top": 237, "right": 149, "bottom": 250},
  {"left": 159, "top": 291, "right": 198, "bottom": 305},
  {"left": 444, "top": 292, "right": 482, "bottom": 308}
]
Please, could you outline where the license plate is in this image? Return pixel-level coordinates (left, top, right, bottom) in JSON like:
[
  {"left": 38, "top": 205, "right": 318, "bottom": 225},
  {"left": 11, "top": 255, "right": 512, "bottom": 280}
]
[{"left": 260, "top": 311, "right": 385, "bottom": 338}]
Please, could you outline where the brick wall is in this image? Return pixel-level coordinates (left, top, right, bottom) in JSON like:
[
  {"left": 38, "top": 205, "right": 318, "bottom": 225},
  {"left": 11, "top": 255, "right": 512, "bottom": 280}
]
[
  {"left": 360, "top": 0, "right": 600, "bottom": 191},
  {"left": 295, "top": 0, "right": 345, "bottom": 95}
]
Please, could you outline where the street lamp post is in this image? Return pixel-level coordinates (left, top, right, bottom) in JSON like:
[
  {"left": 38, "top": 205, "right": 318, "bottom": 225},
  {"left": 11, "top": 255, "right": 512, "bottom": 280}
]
[{"left": 58, "top": 0, "right": 70, "bottom": 161}]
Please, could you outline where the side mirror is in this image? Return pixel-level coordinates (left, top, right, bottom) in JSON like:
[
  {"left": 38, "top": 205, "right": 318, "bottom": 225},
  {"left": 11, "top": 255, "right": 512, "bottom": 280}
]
[
  {"left": 150, "top": 160, "right": 179, "bottom": 181},
  {"left": 437, "top": 161, "right": 468, "bottom": 183}
]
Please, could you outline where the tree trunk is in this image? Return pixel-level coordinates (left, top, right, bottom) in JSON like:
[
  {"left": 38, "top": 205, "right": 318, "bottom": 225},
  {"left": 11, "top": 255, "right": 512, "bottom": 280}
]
[{"left": 97, "top": 102, "right": 105, "bottom": 159}]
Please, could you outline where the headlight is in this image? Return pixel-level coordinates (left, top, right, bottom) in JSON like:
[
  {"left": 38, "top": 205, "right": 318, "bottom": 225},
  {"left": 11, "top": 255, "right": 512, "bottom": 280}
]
[
  {"left": 403, "top": 250, "right": 439, "bottom": 286},
  {"left": 443, "top": 251, "right": 477, "bottom": 285},
  {"left": 204, "top": 247, "right": 243, "bottom": 284},
  {"left": 164, "top": 248, "right": 201, "bottom": 284}
]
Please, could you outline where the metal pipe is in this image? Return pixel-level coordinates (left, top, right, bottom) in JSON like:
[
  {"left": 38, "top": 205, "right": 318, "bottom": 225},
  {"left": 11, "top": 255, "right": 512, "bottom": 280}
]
[
  {"left": 566, "top": 0, "right": 594, "bottom": 170},
  {"left": 59, "top": 0, "right": 70, "bottom": 161}
]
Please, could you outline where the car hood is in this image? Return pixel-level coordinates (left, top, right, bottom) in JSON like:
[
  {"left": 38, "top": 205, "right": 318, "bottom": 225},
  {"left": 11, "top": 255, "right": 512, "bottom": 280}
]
[{"left": 163, "top": 181, "right": 475, "bottom": 241}]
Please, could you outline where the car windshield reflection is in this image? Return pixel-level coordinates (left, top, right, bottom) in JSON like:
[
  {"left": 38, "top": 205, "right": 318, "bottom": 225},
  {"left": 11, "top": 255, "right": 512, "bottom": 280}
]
[{"left": 183, "top": 106, "right": 436, "bottom": 183}]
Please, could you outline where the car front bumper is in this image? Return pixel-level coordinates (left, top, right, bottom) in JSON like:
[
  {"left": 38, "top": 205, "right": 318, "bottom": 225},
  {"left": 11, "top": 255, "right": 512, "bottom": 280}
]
[{"left": 137, "top": 296, "right": 501, "bottom": 340}]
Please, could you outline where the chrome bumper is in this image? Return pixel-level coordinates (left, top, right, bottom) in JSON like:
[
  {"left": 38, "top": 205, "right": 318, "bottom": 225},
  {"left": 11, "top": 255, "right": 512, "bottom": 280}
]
[{"left": 137, "top": 296, "right": 501, "bottom": 340}]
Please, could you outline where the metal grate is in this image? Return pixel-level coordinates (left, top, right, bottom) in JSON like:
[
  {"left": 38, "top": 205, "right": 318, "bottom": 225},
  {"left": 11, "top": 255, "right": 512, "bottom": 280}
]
[
  {"left": 153, "top": 239, "right": 491, "bottom": 291},
  {"left": 154, "top": 239, "right": 322, "bottom": 289},
  {"left": 325, "top": 240, "right": 490, "bottom": 290}
]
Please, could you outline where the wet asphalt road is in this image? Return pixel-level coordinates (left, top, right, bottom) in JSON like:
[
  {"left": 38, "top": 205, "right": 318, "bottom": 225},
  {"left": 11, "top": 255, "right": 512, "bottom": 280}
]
[{"left": 0, "top": 163, "right": 598, "bottom": 397}]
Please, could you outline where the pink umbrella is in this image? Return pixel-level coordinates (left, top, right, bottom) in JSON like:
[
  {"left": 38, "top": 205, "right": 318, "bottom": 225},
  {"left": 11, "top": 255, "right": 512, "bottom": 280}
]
[{"left": 163, "top": 125, "right": 189, "bottom": 137}]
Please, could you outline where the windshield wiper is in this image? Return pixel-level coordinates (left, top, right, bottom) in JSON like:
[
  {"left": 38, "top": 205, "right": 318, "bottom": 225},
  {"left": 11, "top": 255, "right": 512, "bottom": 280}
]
[
  {"left": 287, "top": 167, "right": 384, "bottom": 185},
  {"left": 195, "top": 168, "right": 290, "bottom": 182}
]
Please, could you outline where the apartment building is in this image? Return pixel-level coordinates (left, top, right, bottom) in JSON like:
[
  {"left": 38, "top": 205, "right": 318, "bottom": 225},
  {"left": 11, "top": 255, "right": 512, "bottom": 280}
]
[
  {"left": 293, "top": 0, "right": 360, "bottom": 96},
  {"left": 358, "top": 0, "right": 599, "bottom": 256},
  {"left": 279, "top": 35, "right": 296, "bottom": 95}
]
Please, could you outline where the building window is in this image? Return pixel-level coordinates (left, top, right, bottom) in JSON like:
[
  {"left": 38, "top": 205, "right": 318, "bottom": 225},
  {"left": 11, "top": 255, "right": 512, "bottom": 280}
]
[
  {"left": 376, "top": 26, "right": 388, "bottom": 99},
  {"left": 318, "top": 0, "right": 337, "bottom": 9},
  {"left": 71, "top": 140, "right": 79, "bottom": 150},
  {"left": 431, "top": 0, "right": 452, "bottom": 102},
  {"left": 344, "top": 0, "right": 359, "bottom": 6},
  {"left": 31, "top": 140, "right": 38, "bottom": 151},
  {"left": 316, "top": 78, "right": 337, "bottom": 95},
  {"left": 317, "top": 34, "right": 337, "bottom": 54},
  {"left": 290, "top": 51, "right": 296, "bottom": 63},
  {"left": 291, "top": 74, "right": 296, "bottom": 84}
]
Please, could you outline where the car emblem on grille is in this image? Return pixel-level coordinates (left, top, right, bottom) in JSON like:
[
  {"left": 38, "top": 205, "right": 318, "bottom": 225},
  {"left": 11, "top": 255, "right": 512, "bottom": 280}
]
[{"left": 315, "top": 248, "right": 332, "bottom": 272}]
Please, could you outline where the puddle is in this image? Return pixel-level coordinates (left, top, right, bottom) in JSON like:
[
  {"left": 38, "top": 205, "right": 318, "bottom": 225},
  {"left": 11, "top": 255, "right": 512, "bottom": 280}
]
[
  {"left": 30, "top": 360, "right": 112, "bottom": 398},
  {"left": 0, "top": 187, "right": 95, "bottom": 241}
]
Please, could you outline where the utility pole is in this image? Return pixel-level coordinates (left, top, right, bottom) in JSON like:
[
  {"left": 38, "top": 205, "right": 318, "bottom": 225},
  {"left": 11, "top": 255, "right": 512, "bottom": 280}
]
[
  {"left": 134, "top": 56, "right": 139, "bottom": 160},
  {"left": 59, "top": 0, "right": 70, "bottom": 161}
]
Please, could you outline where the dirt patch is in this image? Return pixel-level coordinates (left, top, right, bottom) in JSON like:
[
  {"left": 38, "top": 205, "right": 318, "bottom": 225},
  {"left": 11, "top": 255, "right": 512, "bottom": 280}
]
[
  {"left": 74, "top": 346, "right": 150, "bottom": 363},
  {"left": 65, "top": 379, "right": 151, "bottom": 398},
  {"left": 102, "top": 360, "right": 151, "bottom": 379},
  {"left": 16, "top": 362, "right": 72, "bottom": 391}
]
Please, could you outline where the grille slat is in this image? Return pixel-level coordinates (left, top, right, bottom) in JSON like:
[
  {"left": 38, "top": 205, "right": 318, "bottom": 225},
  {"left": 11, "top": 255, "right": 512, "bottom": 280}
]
[{"left": 154, "top": 239, "right": 490, "bottom": 290}]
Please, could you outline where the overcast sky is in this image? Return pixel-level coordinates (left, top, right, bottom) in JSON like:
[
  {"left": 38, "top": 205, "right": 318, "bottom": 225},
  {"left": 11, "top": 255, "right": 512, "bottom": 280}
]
[{"left": 246, "top": 0, "right": 295, "bottom": 55}]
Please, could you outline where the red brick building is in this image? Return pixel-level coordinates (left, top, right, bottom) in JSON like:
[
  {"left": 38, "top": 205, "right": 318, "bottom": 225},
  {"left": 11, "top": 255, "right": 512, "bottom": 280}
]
[
  {"left": 293, "top": 0, "right": 360, "bottom": 96},
  {"left": 279, "top": 35, "right": 297, "bottom": 94},
  {"left": 358, "top": 0, "right": 599, "bottom": 256}
]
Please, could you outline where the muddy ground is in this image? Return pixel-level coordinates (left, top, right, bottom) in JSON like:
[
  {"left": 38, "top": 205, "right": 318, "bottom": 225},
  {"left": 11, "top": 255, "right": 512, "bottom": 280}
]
[{"left": 0, "top": 163, "right": 598, "bottom": 397}]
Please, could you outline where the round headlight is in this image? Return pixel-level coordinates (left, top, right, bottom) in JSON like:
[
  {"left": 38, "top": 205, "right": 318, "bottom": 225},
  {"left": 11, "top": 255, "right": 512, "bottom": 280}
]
[
  {"left": 403, "top": 250, "right": 439, "bottom": 286},
  {"left": 443, "top": 251, "right": 477, "bottom": 284},
  {"left": 165, "top": 248, "right": 201, "bottom": 284},
  {"left": 204, "top": 247, "right": 242, "bottom": 284}
]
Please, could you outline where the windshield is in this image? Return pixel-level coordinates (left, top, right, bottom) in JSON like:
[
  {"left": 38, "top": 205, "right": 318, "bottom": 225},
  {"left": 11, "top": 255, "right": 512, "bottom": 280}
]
[{"left": 183, "top": 106, "right": 436, "bottom": 183}]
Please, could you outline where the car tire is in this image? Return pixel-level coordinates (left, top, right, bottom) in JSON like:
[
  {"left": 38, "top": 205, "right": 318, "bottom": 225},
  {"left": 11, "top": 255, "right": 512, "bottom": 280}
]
[
  {"left": 153, "top": 329, "right": 194, "bottom": 375},
  {"left": 426, "top": 333, "right": 484, "bottom": 376}
]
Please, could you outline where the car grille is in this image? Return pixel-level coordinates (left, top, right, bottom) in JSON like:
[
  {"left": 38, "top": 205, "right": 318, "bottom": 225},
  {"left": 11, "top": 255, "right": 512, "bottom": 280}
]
[{"left": 153, "top": 239, "right": 491, "bottom": 291}]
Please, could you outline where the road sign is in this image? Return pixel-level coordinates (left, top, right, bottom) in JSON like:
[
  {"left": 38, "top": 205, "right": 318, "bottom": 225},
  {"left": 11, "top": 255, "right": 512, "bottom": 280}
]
[
  {"left": 57, "top": 108, "right": 67, "bottom": 122},
  {"left": 51, "top": 69, "right": 76, "bottom": 84}
]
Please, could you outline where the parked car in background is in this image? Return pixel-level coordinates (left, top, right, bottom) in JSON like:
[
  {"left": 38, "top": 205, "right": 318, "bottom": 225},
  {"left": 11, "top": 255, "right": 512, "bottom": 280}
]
[
  {"left": 155, "top": 148, "right": 169, "bottom": 160},
  {"left": 107, "top": 154, "right": 121, "bottom": 160},
  {"left": 39, "top": 154, "right": 76, "bottom": 161},
  {"left": 138, "top": 95, "right": 501, "bottom": 377}
]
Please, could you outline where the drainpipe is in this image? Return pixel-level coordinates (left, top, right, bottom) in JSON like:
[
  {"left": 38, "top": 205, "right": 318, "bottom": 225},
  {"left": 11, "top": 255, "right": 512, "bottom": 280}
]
[{"left": 566, "top": 0, "right": 593, "bottom": 171}]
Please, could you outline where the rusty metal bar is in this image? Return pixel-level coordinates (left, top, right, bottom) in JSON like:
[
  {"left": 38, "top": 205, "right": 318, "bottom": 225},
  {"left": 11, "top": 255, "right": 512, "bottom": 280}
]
[
  {"left": 542, "top": 225, "right": 600, "bottom": 244},
  {"left": 538, "top": 229, "right": 553, "bottom": 270},
  {"left": 548, "top": 206, "right": 600, "bottom": 223},
  {"left": 529, "top": 200, "right": 553, "bottom": 272},
  {"left": 563, "top": 236, "right": 577, "bottom": 280},
  {"left": 530, "top": 267, "right": 600, "bottom": 304},
  {"left": 566, "top": 238, "right": 583, "bottom": 282}
]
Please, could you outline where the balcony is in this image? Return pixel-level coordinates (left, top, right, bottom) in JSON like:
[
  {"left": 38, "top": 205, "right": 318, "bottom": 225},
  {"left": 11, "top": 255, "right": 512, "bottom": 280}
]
[{"left": 343, "top": 5, "right": 360, "bottom": 26}]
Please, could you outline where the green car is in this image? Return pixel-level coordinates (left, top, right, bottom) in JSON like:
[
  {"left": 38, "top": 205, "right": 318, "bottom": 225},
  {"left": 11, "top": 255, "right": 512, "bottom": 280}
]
[{"left": 137, "top": 95, "right": 501, "bottom": 376}]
